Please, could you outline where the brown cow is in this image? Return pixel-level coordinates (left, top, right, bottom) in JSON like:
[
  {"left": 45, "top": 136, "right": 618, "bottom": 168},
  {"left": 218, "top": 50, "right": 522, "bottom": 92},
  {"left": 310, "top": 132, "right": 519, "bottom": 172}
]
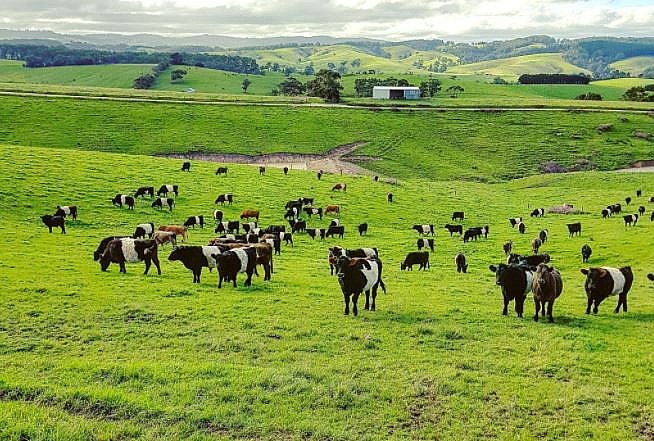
[
  {"left": 532, "top": 264, "right": 563, "bottom": 322},
  {"left": 331, "top": 183, "right": 347, "bottom": 192},
  {"left": 240, "top": 209, "right": 260, "bottom": 221},
  {"left": 158, "top": 225, "right": 188, "bottom": 242},
  {"left": 325, "top": 205, "right": 340, "bottom": 215},
  {"left": 152, "top": 230, "right": 177, "bottom": 248}
]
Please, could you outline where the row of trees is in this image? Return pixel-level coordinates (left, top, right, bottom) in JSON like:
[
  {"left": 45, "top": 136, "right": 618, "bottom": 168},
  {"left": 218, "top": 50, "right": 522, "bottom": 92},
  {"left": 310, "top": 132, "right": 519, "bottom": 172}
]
[
  {"left": 274, "top": 70, "right": 343, "bottom": 102},
  {"left": 518, "top": 74, "right": 591, "bottom": 84},
  {"left": 133, "top": 61, "right": 171, "bottom": 89},
  {"left": 622, "top": 85, "right": 654, "bottom": 102}
]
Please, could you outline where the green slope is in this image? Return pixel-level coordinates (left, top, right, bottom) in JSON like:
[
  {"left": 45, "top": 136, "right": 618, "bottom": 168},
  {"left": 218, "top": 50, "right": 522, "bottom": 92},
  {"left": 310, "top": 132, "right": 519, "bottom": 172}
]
[
  {"left": 609, "top": 56, "right": 654, "bottom": 76},
  {"left": 446, "top": 53, "right": 590, "bottom": 79}
]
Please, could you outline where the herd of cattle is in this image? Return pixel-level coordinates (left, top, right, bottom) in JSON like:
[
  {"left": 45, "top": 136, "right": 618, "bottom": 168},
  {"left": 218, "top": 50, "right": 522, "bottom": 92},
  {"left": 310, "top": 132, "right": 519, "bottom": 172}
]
[{"left": 40, "top": 163, "right": 654, "bottom": 320}]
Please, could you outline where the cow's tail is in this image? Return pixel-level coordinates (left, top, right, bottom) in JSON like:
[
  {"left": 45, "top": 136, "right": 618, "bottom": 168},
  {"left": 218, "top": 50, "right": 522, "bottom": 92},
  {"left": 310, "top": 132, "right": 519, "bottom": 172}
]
[{"left": 379, "top": 278, "right": 387, "bottom": 294}]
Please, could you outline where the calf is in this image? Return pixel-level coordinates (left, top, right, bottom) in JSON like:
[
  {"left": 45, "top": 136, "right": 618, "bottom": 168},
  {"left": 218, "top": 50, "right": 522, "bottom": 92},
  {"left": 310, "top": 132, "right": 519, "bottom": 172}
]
[
  {"left": 307, "top": 228, "right": 326, "bottom": 240},
  {"left": 331, "top": 183, "right": 347, "bottom": 192},
  {"left": 303, "top": 207, "right": 323, "bottom": 219},
  {"left": 168, "top": 246, "right": 222, "bottom": 283},
  {"left": 503, "top": 240, "right": 513, "bottom": 255},
  {"left": 325, "top": 205, "right": 340, "bottom": 215},
  {"left": 133, "top": 222, "right": 155, "bottom": 239},
  {"left": 112, "top": 194, "right": 135, "bottom": 210},
  {"left": 213, "top": 247, "right": 258, "bottom": 288},
  {"left": 417, "top": 238, "right": 434, "bottom": 252},
  {"left": 401, "top": 251, "right": 429, "bottom": 271},
  {"left": 451, "top": 211, "right": 464, "bottom": 221},
  {"left": 158, "top": 225, "right": 188, "bottom": 242},
  {"left": 259, "top": 166, "right": 266, "bottom": 175},
  {"left": 489, "top": 263, "right": 533, "bottom": 317},
  {"left": 387, "top": 192, "right": 393, "bottom": 203},
  {"left": 444, "top": 224, "right": 463, "bottom": 236},
  {"left": 184, "top": 216, "right": 204, "bottom": 229},
  {"left": 215, "top": 167, "right": 228, "bottom": 175},
  {"left": 215, "top": 221, "right": 240, "bottom": 234},
  {"left": 507, "top": 253, "right": 551, "bottom": 268},
  {"left": 151, "top": 197, "right": 174, "bottom": 211},
  {"left": 358, "top": 223, "right": 368, "bottom": 236},
  {"left": 289, "top": 220, "right": 306, "bottom": 233},
  {"left": 181, "top": 161, "right": 191, "bottom": 172},
  {"left": 509, "top": 217, "right": 523, "bottom": 228},
  {"left": 93, "top": 235, "right": 127, "bottom": 261},
  {"left": 567, "top": 222, "right": 581, "bottom": 237},
  {"left": 539, "top": 229, "right": 549, "bottom": 243},
  {"left": 135, "top": 186, "right": 154, "bottom": 198},
  {"left": 41, "top": 215, "right": 65, "bottom": 233},
  {"left": 623, "top": 214, "right": 638, "bottom": 227},
  {"left": 157, "top": 184, "right": 178, "bottom": 197},
  {"left": 326, "top": 225, "right": 345, "bottom": 239},
  {"left": 213, "top": 210, "right": 224, "bottom": 222},
  {"left": 581, "top": 244, "right": 592, "bottom": 263},
  {"left": 580, "top": 266, "right": 633, "bottom": 314},
  {"left": 240, "top": 209, "right": 260, "bottom": 221},
  {"left": 532, "top": 264, "right": 563, "bottom": 322},
  {"left": 152, "top": 230, "right": 177, "bottom": 248},
  {"left": 413, "top": 224, "right": 434, "bottom": 236},
  {"left": 518, "top": 222, "right": 526, "bottom": 234},
  {"left": 455, "top": 253, "right": 468, "bottom": 273},
  {"left": 55, "top": 205, "right": 78, "bottom": 220},
  {"left": 99, "top": 238, "right": 160, "bottom": 275},
  {"left": 530, "top": 208, "right": 544, "bottom": 218},
  {"left": 215, "top": 193, "right": 233, "bottom": 205},
  {"left": 531, "top": 237, "right": 542, "bottom": 254},
  {"left": 335, "top": 256, "right": 386, "bottom": 316}
]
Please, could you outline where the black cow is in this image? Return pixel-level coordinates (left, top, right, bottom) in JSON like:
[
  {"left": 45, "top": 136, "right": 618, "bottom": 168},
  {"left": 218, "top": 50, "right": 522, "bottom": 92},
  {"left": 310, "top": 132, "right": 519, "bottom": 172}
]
[
  {"left": 135, "top": 186, "right": 154, "bottom": 198},
  {"left": 463, "top": 229, "right": 478, "bottom": 243},
  {"left": 259, "top": 166, "right": 266, "bottom": 175},
  {"left": 648, "top": 273, "right": 654, "bottom": 281},
  {"left": 358, "top": 223, "right": 368, "bottom": 236},
  {"left": 413, "top": 224, "right": 434, "bottom": 236},
  {"left": 181, "top": 162, "right": 191, "bottom": 172},
  {"left": 112, "top": 194, "right": 134, "bottom": 210},
  {"left": 285, "top": 207, "right": 300, "bottom": 220},
  {"left": 213, "top": 247, "right": 258, "bottom": 288},
  {"left": 401, "top": 251, "right": 429, "bottom": 271},
  {"left": 41, "top": 215, "right": 65, "bottom": 233},
  {"left": 133, "top": 222, "right": 155, "bottom": 239},
  {"left": 55, "top": 205, "right": 78, "bottom": 220},
  {"left": 99, "top": 238, "right": 161, "bottom": 275},
  {"left": 157, "top": 184, "right": 178, "bottom": 197},
  {"left": 637, "top": 189, "right": 642, "bottom": 197},
  {"left": 417, "top": 238, "right": 434, "bottom": 252},
  {"left": 638, "top": 206, "right": 646, "bottom": 216},
  {"left": 263, "top": 225, "right": 285, "bottom": 234},
  {"left": 289, "top": 220, "right": 306, "bottom": 233},
  {"left": 215, "top": 194, "right": 233, "bottom": 205},
  {"left": 539, "top": 229, "right": 549, "bottom": 243},
  {"left": 507, "top": 253, "right": 551, "bottom": 268},
  {"left": 303, "top": 207, "right": 323, "bottom": 219},
  {"left": 651, "top": 212, "right": 654, "bottom": 222},
  {"left": 93, "top": 236, "right": 127, "bottom": 261},
  {"left": 530, "top": 208, "right": 544, "bottom": 218},
  {"left": 307, "top": 228, "right": 326, "bottom": 240},
  {"left": 317, "top": 171, "right": 322, "bottom": 180},
  {"left": 213, "top": 210, "right": 224, "bottom": 222},
  {"left": 580, "top": 267, "right": 633, "bottom": 314},
  {"left": 518, "top": 222, "right": 526, "bottom": 234},
  {"left": 623, "top": 214, "right": 638, "bottom": 227},
  {"left": 445, "top": 224, "right": 463, "bottom": 236},
  {"left": 489, "top": 263, "right": 533, "bottom": 317},
  {"left": 455, "top": 253, "right": 468, "bottom": 273},
  {"left": 625, "top": 196, "right": 632, "bottom": 205},
  {"left": 581, "top": 244, "right": 592, "bottom": 263},
  {"left": 168, "top": 246, "right": 221, "bottom": 283},
  {"left": 326, "top": 225, "right": 345, "bottom": 239},
  {"left": 567, "top": 222, "right": 581, "bottom": 237},
  {"left": 452, "top": 211, "right": 464, "bottom": 221},
  {"left": 509, "top": 217, "right": 523, "bottom": 228},
  {"left": 612, "top": 203, "right": 622, "bottom": 214},
  {"left": 335, "top": 256, "right": 386, "bottom": 316},
  {"left": 215, "top": 221, "right": 240, "bottom": 234},
  {"left": 151, "top": 197, "right": 174, "bottom": 211},
  {"left": 387, "top": 192, "right": 393, "bottom": 203},
  {"left": 283, "top": 167, "right": 289, "bottom": 175},
  {"left": 184, "top": 216, "right": 205, "bottom": 229},
  {"left": 215, "top": 167, "right": 228, "bottom": 175}
]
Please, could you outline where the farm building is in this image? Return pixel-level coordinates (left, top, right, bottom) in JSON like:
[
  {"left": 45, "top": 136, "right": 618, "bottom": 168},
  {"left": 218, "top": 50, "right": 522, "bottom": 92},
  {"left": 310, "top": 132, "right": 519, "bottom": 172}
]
[{"left": 372, "top": 86, "right": 421, "bottom": 100}]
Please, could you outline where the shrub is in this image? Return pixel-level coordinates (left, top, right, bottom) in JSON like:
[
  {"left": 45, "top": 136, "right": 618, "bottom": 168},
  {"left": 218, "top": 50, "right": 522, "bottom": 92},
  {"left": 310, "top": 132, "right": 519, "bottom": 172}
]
[
  {"left": 576, "top": 92, "right": 603, "bottom": 101},
  {"left": 539, "top": 161, "right": 566, "bottom": 174}
]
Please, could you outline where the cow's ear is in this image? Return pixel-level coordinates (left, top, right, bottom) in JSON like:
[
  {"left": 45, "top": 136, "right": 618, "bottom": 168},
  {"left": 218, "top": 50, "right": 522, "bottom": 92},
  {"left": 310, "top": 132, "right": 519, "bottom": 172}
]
[
  {"left": 580, "top": 269, "right": 588, "bottom": 275},
  {"left": 489, "top": 265, "right": 497, "bottom": 272},
  {"left": 598, "top": 269, "right": 608, "bottom": 278}
]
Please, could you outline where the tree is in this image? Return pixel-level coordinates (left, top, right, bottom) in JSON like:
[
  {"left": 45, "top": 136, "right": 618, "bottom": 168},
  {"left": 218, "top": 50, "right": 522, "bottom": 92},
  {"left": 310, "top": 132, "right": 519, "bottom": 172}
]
[
  {"left": 170, "top": 52, "right": 183, "bottom": 65},
  {"left": 306, "top": 69, "right": 343, "bottom": 103},
  {"left": 170, "top": 69, "right": 187, "bottom": 82},
  {"left": 277, "top": 77, "right": 306, "bottom": 96},
  {"left": 303, "top": 64, "right": 315, "bottom": 76},
  {"left": 419, "top": 79, "right": 441, "bottom": 98},
  {"left": 133, "top": 73, "right": 156, "bottom": 89},
  {"left": 446, "top": 85, "right": 464, "bottom": 98},
  {"left": 242, "top": 78, "right": 251, "bottom": 93}
]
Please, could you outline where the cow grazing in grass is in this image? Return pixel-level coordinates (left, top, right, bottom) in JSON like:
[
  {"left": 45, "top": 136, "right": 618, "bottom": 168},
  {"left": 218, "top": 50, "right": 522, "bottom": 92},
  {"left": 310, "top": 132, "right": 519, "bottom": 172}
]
[
  {"left": 168, "top": 246, "right": 221, "bottom": 283},
  {"left": 99, "top": 238, "right": 160, "bottom": 275},
  {"left": 151, "top": 197, "right": 174, "bottom": 211},
  {"left": 623, "top": 214, "right": 638, "bottom": 227},
  {"left": 463, "top": 229, "right": 478, "bottom": 243},
  {"left": 215, "top": 221, "right": 240, "bottom": 234},
  {"left": 259, "top": 166, "right": 266, "bottom": 175},
  {"left": 152, "top": 231, "right": 177, "bottom": 248},
  {"left": 326, "top": 225, "right": 345, "bottom": 239},
  {"left": 329, "top": 219, "right": 340, "bottom": 228},
  {"left": 387, "top": 192, "right": 393, "bottom": 203},
  {"left": 213, "top": 210, "right": 224, "bottom": 222},
  {"left": 648, "top": 273, "right": 654, "bottom": 281},
  {"left": 283, "top": 167, "right": 289, "bottom": 175},
  {"left": 112, "top": 194, "right": 135, "bottom": 210},
  {"left": 445, "top": 224, "right": 463, "bottom": 236},
  {"left": 567, "top": 222, "right": 581, "bottom": 237},
  {"left": 532, "top": 264, "right": 563, "bottom": 322},
  {"left": 215, "top": 167, "right": 228, "bottom": 175},
  {"left": 213, "top": 247, "right": 258, "bottom": 288},
  {"left": 539, "top": 229, "right": 549, "bottom": 243},
  {"left": 625, "top": 196, "right": 632, "bottom": 205},
  {"left": 184, "top": 216, "right": 204, "bottom": 229},
  {"left": 135, "top": 186, "right": 154, "bottom": 198},
  {"left": 242, "top": 222, "right": 257, "bottom": 233},
  {"left": 307, "top": 228, "right": 326, "bottom": 240},
  {"left": 417, "top": 238, "right": 434, "bottom": 252},
  {"left": 289, "top": 220, "right": 306, "bottom": 233},
  {"left": 489, "top": 263, "right": 533, "bottom": 318},
  {"left": 181, "top": 162, "right": 191, "bottom": 172},
  {"left": 530, "top": 208, "right": 544, "bottom": 218},
  {"left": 518, "top": 222, "right": 526, "bottom": 234},
  {"left": 358, "top": 223, "right": 368, "bottom": 236},
  {"left": 401, "top": 251, "right": 429, "bottom": 271},
  {"left": 503, "top": 240, "right": 513, "bottom": 255},
  {"left": 507, "top": 253, "right": 550, "bottom": 268},
  {"left": 602, "top": 208, "right": 611, "bottom": 219},
  {"left": 55, "top": 205, "right": 77, "bottom": 220},
  {"left": 240, "top": 209, "right": 260, "bottom": 221},
  {"left": 157, "top": 184, "right": 178, "bottom": 197},
  {"left": 325, "top": 205, "right": 340, "bottom": 216},
  {"left": 331, "top": 183, "right": 347, "bottom": 192},
  {"left": 413, "top": 224, "right": 434, "bottom": 236},
  {"left": 611, "top": 203, "right": 622, "bottom": 214},
  {"left": 303, "top": 207, "right": 323, "bottom": 219},
  {"left": 580, "top": 266, "right": 633, "bottom": 314},
  {"left": 531, "top": 237, "right": 542, "bottom": 254},
  {"left": 373, "top": 175, "right": 379, "bottom": 182},
  {"left": 133, "top": 222, "right": 155, "bottom": 239},
  {"left": 581, "top": 244, "right": 592, "bottom": 263},
  {"left": 93, "top": 236, "right": 127, "bottom": 261},
  {"left": 41, "top": 215, "right": 65, "bottom": 233},
  {"left": 455, "top": 253, "right": 468, "bottom": 273},
  {"left": 215, "top": 194, "right": 233, "bottom": 205},
  {"left": 158, "top": 225, "right": 188, "bottom": 242},
  {"left": 335, "top": 256, "right": 386, "bottom": 316},
  {"left": 509, "top": 217, "right": 523, "bottom": 228},
  {"left": 452, "top": 211, "right": 464, "bottom": 221}
]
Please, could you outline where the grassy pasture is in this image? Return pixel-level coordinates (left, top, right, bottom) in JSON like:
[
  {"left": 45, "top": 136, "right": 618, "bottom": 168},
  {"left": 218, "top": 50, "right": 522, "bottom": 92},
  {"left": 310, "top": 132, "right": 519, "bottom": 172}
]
[
  {"left": 1, "top": 144, "right": 653, "bottom": 440},
  {"left": 609, "top": 57, "right": 654, "bottom": 77},
  {"left": 445, "top": 53, "right": 591, "bottom": 78}
]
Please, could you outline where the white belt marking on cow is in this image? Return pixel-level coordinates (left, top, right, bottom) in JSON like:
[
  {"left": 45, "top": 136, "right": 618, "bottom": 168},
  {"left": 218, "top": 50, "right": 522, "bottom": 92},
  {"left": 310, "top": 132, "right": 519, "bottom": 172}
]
[
  {"left": 203, "top": 246, "right": 221, "bottom": 268},
  {"left": 194, "top": 216, "right": 200, "bottom": 225},
  {"left": 604, "top": 267, "right": 626, "bottom": 295},
  {"left": 361, "top": 261, "right": 380, "bottom": 292},
  {"left": 120, "top": 195, "right": 127, "bottom": 205},
  {"left": 232, "top": 248, "right": 249, "bottom": 273},
  {"left": 362, "top": 247, "right": 377, "bottom": 258},
  {"left": 422, "top": 225, "right": 430, "bottom": 234},
  {"left": 166, "top": 184, "right": 174, "bottom": 192},
  {"left": 524, "top": 270, "right": 534, "bottom": 295},
  {"left": 214, "top": 210, "right": 221, "bottom": 219},
  {"left": 121, "top": 239, "right": 140, "bottom": 263},
  {"left": 61, "top": 206, "right": 71, "bottom": 215},
  {"left": 137, "top": 223, "right": 153, "bottom": 235}
]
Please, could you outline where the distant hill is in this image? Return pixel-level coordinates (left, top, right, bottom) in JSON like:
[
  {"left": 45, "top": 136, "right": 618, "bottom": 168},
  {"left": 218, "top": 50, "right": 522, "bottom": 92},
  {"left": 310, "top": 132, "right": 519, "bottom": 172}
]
[
  {"left": 446, "top": 53, "right": 590, "bottom": 78},
  {"left": 609, "top": 56, "right": 654, "bottom": 77}
]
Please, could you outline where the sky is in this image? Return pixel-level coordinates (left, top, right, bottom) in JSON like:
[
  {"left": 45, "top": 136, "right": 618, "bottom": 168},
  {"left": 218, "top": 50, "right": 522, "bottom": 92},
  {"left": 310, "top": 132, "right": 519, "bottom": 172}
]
[{"left": 1, "top": 0, "right": 653, "bottom": 41}]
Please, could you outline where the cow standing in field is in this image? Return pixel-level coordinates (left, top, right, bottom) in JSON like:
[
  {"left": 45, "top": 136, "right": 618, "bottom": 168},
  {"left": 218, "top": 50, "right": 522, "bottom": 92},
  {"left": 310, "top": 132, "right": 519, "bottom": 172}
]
[
  {"left": 181, "top": 162, "right": 191, "bottom": 172},
  {"left": 623, "top": 214, "right": 638, "bottom": 227},
  {"left": 151, "top": 197, "right": 174, "bottom": 211},
  {"left": 158, "top": 225, "right": 188, "bottom": 242},
  {"left": 509, "top": 217, "right": 523, "bottom": 228},
  {"left": 335, "top": 256, "right": 386, "bottom": 316},
  {"left": 531, "top": 237, "right": 542, "bottom": 254},
  {"left": 567, "top": 222, "right": 581, "bottom": 237},
  {"left": 539, "top": 229, "right": 549, "bottom": 244},
  {"left": 242, "top": 222, "right": 258, "bottom": 233},
  {"left": 581, "top": 244, "right": 592, "bottom": 263},
  {"left": 489, "top": 263, "right": 533, "bottom": 318},
  {"left": 157, "top": 184, "right": 178, "bottom": 198},
  {"left": 213, "top": 247, "right": 258, "bottom": 288},
  {"left": 326, "top": 225, "right": 345, "bottom": 239},
  {"left": 41, "top": 215, "right": 65, "bottom": 233},
  {"left": 307, "top": 228, "right": 326, "bottom": 240},
  {"left": 259, "top": 166, "right": 266, "bottom": 176},
  {"left": 332, "top": 183, "right": 347, "bottom": 192},
  {"left": 283, "top": 167, "right": 289, "bottom": 175},
  {"left": 503, "top": 240, "right": 513, "bottom": 255},
  {"left": 152, "top": 230, "right": 177, "bottom": 248},
  {"left": 93, "top": 236, "right": 127, "bottom": 261},
  {"left": 215, "top": 194, "right": 233, "bottom": 205},
  {"left": 133, "top": 222, "right": 155, "bottom": 239},
  {"left": 240, "top": 209, "right": 260, "bottom": 221},
  {"left": 135, "top": 186, "right": 154, "bottom": 198},
  {"left": 413, "top": 224, "right": 434, "bottom": 236},
  {"left": 215, "top": 167, "right": 228, "bottom": 175},
  {"left": 530, "top": 208, "right": 544, "bottom": 218},
  {"left": 358, "top": 223, "right": 368, "bottom": 236},
  {"left": 638, "top": 206, "right": 646, "bottom": 216},
  {"left": 329, "top": 219, "right": 340, "bottom": 228},
  {"left": 325, "top": 205, "right": 340, "bottom": 216},
  {"left": 532, "top": 264, "right": 563, "bottom": 322},
  {"left": 317, "top": 171, "right": 322, "bottom": 180},
  {"left": 168, "top": 246, "right": 222, "bottom": 283},
  {"left": 625, "top": 196, "right": 632, "bottom": 205},
  {"left": 445, "top": 224, "right": 463, "bottom": 236},
  {"left": 507, "top": 253, "right": 550, "bottom": 268},
  {"left": 99, "top": 238, "right": 161, "bottom": 275},
  {"left": 213, "top": 210, "right": 224, "bottom": 222},
  {"left": 55, "top": 205, "right": 78, "bottom": 220},
  {"left": 637, "top": 189, "right": 642, "bottom": 197},
  {"left": 417, "top": 238, "right": 434, "bottom": 252},
  {"left": 518, "top": 222, "right": 526, "bottom": 234},
  {"left": 184, "top": 216, "right": 204, "bottom": 229},
  {"left": 304, "top": 207, "right": 323, "bottom": 219},
  {"left": 580, "top": 266, "right": 633, "bottom": 314},
  {"left": 602, "top": 208, "right": 611, "bottom": 218},
  {"left": 452, "top": 212, "right": 464, "bottom": 221},
  {"left": 289, "top": 220, "right": 306, "bottom": 233},
  {"left": 215, "top": 221, "right": 240, "bottom": 234},
  {"left": 387, "top": 192, "right": 393, "bottom": 203},
  {"left": 112, "top": 194, "right": 134, "bottom": 210},
  {"left": 401, "top": 252, "right": 429, "bottom": 271},
  {"left": 455, "top": 253, "right": 468, "bottom": 273}
]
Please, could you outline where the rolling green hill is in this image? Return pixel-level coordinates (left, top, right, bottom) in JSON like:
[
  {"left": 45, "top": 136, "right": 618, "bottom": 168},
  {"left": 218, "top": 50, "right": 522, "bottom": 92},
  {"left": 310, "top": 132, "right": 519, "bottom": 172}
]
[
  {"left": 446, "top": 53, "right": 590, "bottom": 79},
  {"left": 609, "top": 56, "right": 654, "bottom": 76}
]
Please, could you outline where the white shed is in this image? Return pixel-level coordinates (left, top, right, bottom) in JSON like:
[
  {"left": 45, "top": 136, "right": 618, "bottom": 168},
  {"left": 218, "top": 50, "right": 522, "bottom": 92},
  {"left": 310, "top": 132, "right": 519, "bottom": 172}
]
[{"left": 372, "top": 86, "right": 421, "bottom": 100}]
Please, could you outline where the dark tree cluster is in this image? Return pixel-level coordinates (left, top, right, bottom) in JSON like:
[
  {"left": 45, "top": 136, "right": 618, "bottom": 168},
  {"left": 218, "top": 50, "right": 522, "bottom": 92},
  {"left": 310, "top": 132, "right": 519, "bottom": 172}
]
[
  {"left": 622, "top": 86, "right": 654, "bottom": 102},
  {"left": 353, "top": 77, "right": 413, "bottom": 97},
  {"left": 518, "top": 74, "right": 591, "bottom": 85},
  {"left": 575, "top": 92, "right": 603, "bottom": 101}
]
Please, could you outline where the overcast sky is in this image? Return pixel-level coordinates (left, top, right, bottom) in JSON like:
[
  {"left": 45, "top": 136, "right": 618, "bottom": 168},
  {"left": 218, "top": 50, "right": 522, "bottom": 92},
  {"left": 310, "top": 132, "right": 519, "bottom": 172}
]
[{"left": 1, "top": 0, "right": 653, "bottom": 41}]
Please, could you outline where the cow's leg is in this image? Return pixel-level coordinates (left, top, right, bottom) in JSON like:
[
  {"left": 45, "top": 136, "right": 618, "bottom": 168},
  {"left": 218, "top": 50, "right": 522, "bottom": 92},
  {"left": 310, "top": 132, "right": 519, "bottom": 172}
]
[
  {"left": 364, "top": 290, "right": 370, "bottom": 310},
  {"left": 516, "top": 295, "right": 524, "bottom": 318},
  {"left": 615, "top": 294, "right": 625, "bottom": 313},
  {"left": 264, "top": 262, "right": 271, "bottom": 281},
  {"left": 352, "top": 293, "right": 360, "bottom": 316},
  {"left": 593, "top": 299, "right": 600, "bottom": 314},
  {"left": 547, "top": 300, "right": 554, "bottom": 322},
  {"left": 585, "top": 297, "right": 592, "bottom": 314},
  {"left": 144, "top": 258, "right": 152, "bottom": 275},
  {"left": 371, "top": 287, "right": 377, "bottom": 311},
  {"left": 343, "top": 293, "right": 350, "bottom": 315},
  {"left": 502, "top": 295, "right": 509, "bottom": 316},
  {"left": 48, "top": 226, "right": 52, "bottom": 233},
  {"left": 541, "top": 302, "right": 546, "bottom": 317},
  {"left": 119, "top": 261, "right": 126, "bottom": 273},
  {"left": 153, "top": 255, "right": 161, "bottom": 275},
  {"left": 533, "top": 299, "right": 540, "bottom": 321},
  {"left": 244, "top": 270, "right": 253, "bottom": 287},
  {"left": 622, "top": 295, "right": 628, "bottom": 313},
  {"left": 61, "top": 225, "right": 66, "bottom": 234},
  {"left": 218, "top": 270, "right": 223, "bottom": 288}
]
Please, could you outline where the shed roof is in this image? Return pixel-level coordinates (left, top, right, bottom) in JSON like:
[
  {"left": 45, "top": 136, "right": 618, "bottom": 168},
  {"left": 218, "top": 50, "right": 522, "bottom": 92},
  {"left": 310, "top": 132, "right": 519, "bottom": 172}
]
[{"left": 372, "top": 86, "right": 420, "bottom": 91}]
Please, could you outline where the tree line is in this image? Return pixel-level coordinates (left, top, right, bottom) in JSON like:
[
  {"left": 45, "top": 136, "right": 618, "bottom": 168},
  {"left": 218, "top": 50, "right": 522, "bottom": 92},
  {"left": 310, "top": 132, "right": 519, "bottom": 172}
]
[{"left": 518, "top": 74, "right": 591, "bottom": 84}]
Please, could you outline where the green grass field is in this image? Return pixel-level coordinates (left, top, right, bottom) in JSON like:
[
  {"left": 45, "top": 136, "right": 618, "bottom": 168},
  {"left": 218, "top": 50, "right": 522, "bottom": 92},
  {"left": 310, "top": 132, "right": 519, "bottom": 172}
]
[
  {"left": 1, "top": 144, "right": 653, "bottom": 440},
  {"left": 445, "top": 53, "right": 590, "bottom": 78},
  {"left": 609, "top": 56, "right": 654, "bottom": 77}
]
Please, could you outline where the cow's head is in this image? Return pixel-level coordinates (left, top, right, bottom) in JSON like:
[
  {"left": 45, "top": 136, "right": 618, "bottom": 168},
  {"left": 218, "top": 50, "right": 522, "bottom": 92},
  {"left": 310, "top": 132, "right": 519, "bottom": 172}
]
[
  {"left": 335, "top": 255, "right": 351, "bottom": 280},
  {"left": 580, "top": 268, "right": 607, "bottom": 292},
  {"left": 489, "top": 264, "right": 509, "bottom": 286},
  {"left": 168, "top": 246, "right": 184, "bottom": 261}
]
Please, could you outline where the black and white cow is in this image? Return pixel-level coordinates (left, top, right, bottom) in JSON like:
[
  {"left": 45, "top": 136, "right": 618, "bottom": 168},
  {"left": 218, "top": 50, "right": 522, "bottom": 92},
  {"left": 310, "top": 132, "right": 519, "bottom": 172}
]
[
  {"left": 307, "top": 228, "right": 326, "bottom": 240},
  {"left": 112, "top": 194, "right": 135, "bottom": 210},
  {"left": 507, "top": 253, "right": 551, "bottom": 268},
  {"left": 213, "top": 210, "right": 224, "bottom": 222},
  {"left": 623, "top": 214, "right": 638, "bottom": 227},
  {"left": 135, "top": 186, "right": 155, "bottom": 198},
  {"left": 151, "top": 197, "right": 174, "bottom": 211},
  {"left": 358, "top": 223, "right": 368, "bottom": 236},
  {"left": 539, "top": 229, "right": 549, "bottom": 243},
  {"left": 215, "top": 194, "right": 233, "bottom": 205},
  {"left": 335, "top": 256, "right": 386, "bottom": 316},
  {"left": 93, "top": 236, "right": 127, "bottom": 261},
  {"left": 401, "top": 252, "right": 429, "bottom": 271},
  {"left": 580, "top": 266, "right": 633, "bottom": 314},
  {"left": 184, "top": 216, "right": 204, "bottom": 229},
  {"left": 276, "top": 231, "right": 293, "bottom": 246},
  {"left": 602, "top": 208, "right": 611, "bottom": 219},
  {"left": 213, "top": 247, "right": 257, "bottom": 288},
  {"left": 567, "top": 222, "right": 581, "bottom": 237},
  {"left": 581, "top": 244, "right": 592, "bottom": 263},
  {"left": 303, "top": 207, "right": 323, "bottom": 219},
  {"left": 285, "top": 200, "right": 303, "bottom": 210},
  {"left": 242, "top": 222, "right": 258, "bottom": 233},
  {"left": 181, "top": 162, "right": 191, "bottom": 172},
  {"left": 99, "top": 238, "right": 161, "bottom": 275},
  {"left": 55, "top": 205, "right": 78, "bottom": 220},
  {"left": 168, "top": 245, "right": 222, "bottom": 283},
  {"left": 326, "top": 225, "right": 345, "bottom": 239},
  {"left": 637, "top": 189, "right": 642, "bottom": 197},
  {"left": 329, "top": 218, "right": 340, "bottom": 228},
  {"left": 300, "top": 197, "right": 314, "bottom": 206},
  {"left": 157, "top": 184, "right": 178, "bottom": 197},
  {"left": 259, "top": 166, "right": 266, "bottom": 176},
  {"left": 328, "top": 246, "right": 379, "bottom": 275},
  {"left": 530, "top": 208, "right": 544, "bottom": 218},
  {"left": 455, "top": 253, "right": 468, "bottom": 273},
  {"left": 625, "top": 196, "right": 632, "bottom": 205},
  {"left": 452, "top": 211, "right": 464, "bottom": 221},
  {"left": 417, "top": 238, "right": 434, "bottom": 252},
  {"left": 133, "top": 222, "right": 155, "bottom": 239},
  {"left": 489, "top": 263, "right": 533, "bottom": 317},
  {"left": 215, "top": 221, "right": 240, "bottom": 234},
  {"left": 289, "top": 220, "right": 307, "bottom": 233},
  {"left": 444, "top": 224, "right": 463, "bottom": 236},
  {"left": 517, "top": 222, "right": 526, "bottom": 234},
  {"left": 509, "top": 217, "right": 523, "bottom": 228},
  {"left": 41, "top": 215, "right": 65, "bottom": 233},
  {"left": 285, "top": 207, "right": 300, "bottom": 220},
  {"left": 638, "top": 205, "right": 646, "bottom": 216},
  {"left": 262, "top": 237, "right": 281, "bottom": 255},
  {"left": 413, "top": 224, "right": 434, "bottom": 236}
]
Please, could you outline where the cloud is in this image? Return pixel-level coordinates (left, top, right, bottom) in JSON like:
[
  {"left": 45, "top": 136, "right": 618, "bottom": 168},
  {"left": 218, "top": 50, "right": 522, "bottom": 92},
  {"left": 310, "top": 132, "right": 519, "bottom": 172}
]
[{"left": 1, "top": 0, "right": 653, "bottom": 41}]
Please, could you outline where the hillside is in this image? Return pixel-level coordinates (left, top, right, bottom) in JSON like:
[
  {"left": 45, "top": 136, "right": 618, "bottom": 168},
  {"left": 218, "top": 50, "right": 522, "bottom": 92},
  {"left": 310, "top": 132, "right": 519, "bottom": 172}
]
[
  {"left": 445, "top": 53, "right": 590, "bottom": 78},
  {"left": 609, "top": 56, "right": 654, "bottom": 76}
]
